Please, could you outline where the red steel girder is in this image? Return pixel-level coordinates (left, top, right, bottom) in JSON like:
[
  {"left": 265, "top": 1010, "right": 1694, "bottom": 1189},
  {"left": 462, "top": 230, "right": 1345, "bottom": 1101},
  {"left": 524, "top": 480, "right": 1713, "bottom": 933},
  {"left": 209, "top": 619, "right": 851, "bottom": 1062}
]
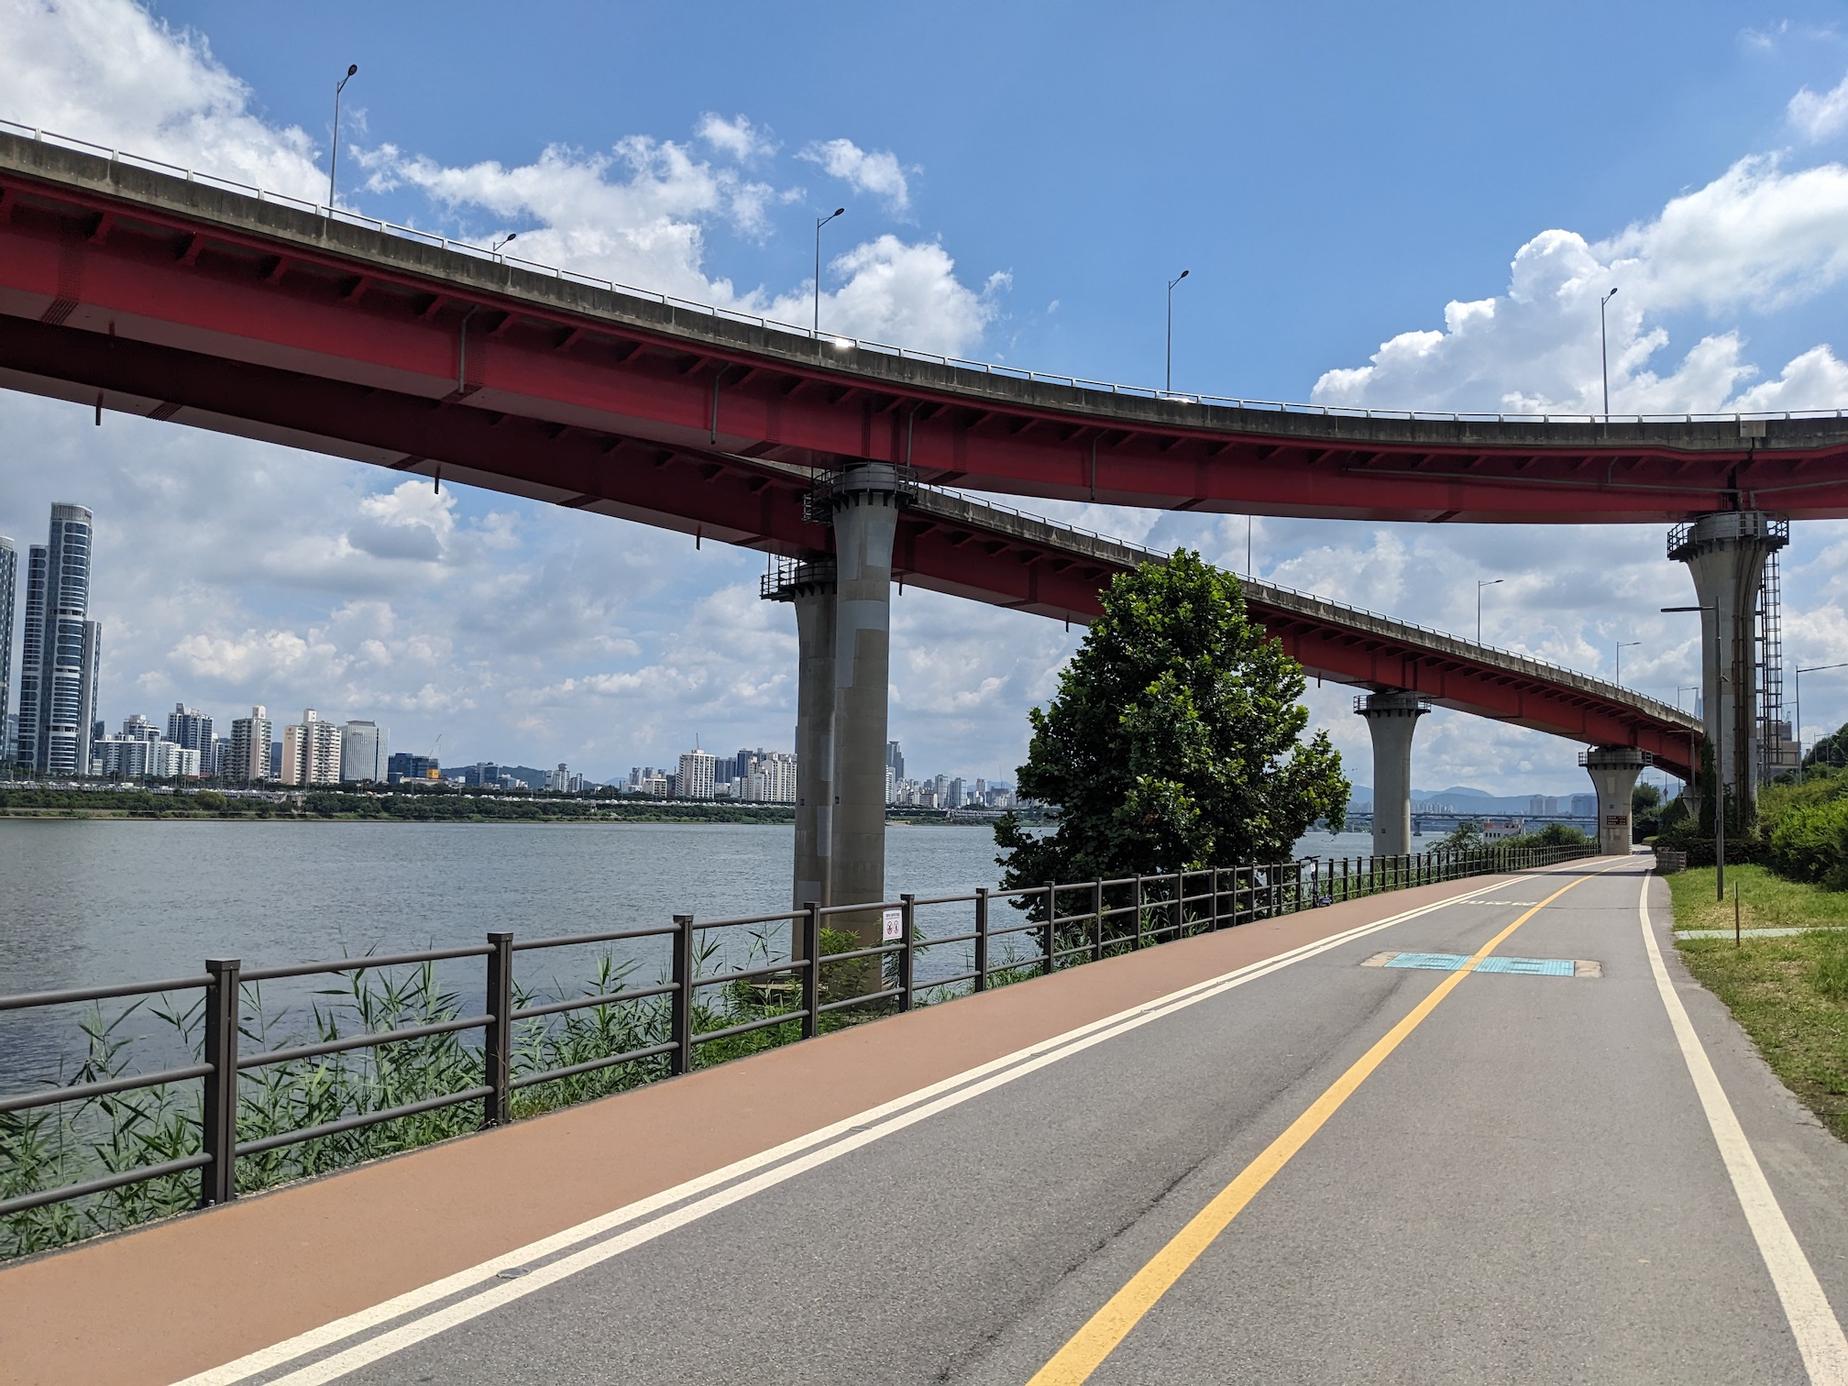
[{"left": 0, "top": 160, "right": 1845, "bottom": 523}]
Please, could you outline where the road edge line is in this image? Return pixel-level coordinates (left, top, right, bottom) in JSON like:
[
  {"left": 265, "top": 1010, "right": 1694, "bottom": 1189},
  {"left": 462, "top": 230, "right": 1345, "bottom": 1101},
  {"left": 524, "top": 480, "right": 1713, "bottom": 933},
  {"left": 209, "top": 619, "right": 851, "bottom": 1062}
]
[{"left": 1636, "top": 875, "right": 1848, "bottom": 1384}]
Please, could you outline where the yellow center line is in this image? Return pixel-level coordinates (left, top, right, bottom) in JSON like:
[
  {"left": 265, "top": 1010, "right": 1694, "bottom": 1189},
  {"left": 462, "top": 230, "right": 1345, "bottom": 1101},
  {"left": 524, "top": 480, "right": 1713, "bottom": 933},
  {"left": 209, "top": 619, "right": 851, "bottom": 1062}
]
[{"left": 1027, "top": 859, "right": 1625, "bottom": 1386}]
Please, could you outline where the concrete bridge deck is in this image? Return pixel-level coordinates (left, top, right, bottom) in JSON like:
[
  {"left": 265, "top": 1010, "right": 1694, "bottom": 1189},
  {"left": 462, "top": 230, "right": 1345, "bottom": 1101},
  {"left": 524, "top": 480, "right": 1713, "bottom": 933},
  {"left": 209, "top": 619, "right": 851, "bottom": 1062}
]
[{"left": 5, "top": 857, "right": 1846, "bottom": 1384}]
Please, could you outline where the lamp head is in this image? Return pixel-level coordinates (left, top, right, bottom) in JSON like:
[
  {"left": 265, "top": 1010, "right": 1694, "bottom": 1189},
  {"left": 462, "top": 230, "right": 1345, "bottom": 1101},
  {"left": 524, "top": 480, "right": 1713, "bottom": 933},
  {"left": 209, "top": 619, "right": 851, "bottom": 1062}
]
[{"left": 347, "top": 63, "right": 359, "bottom": 77}]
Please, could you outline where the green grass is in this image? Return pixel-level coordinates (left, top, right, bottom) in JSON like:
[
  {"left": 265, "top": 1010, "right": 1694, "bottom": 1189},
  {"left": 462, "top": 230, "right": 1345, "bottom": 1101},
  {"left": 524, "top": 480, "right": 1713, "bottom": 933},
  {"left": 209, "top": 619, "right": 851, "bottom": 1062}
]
[{"left": 1670, "top": 864, "right": 1848, "bottom": 1142}]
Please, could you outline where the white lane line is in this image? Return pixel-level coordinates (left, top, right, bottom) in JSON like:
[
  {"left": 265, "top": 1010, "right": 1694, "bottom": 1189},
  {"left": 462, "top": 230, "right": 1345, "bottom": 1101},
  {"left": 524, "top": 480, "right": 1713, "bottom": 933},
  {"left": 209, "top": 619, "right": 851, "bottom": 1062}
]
[
  {"left": 1638, "top": 877, "right": 1848, "bottom": 1385},
  {"left": 179, "top": 872, "right": 1531, "bottom": 1386}
]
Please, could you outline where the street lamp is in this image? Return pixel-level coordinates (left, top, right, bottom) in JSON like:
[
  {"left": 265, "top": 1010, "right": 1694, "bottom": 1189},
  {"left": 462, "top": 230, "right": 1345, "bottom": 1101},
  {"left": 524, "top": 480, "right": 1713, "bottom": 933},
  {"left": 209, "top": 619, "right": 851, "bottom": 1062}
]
[
  {"left": 1615, "top": 639, "right": 1640, "bottom": 687},
  {"left": 1599, "top": 286, "right": 1618, "bottom": 420},
  {"left": 1166, "top": 269, "right": 1190, "bottom": 394},
  {"left": 491, "top": 233, "right": 518, "bottom": 255},
  {"left": 1476, "top": 577, "right": 1502, "bottom": 644},
  {"left": 1794, "top": 661, "right": 1848, "bottom": 779},
  {"left": 1665, "top": 604, "right": 1724, "bottom": 901},
  {"left": 328, "top": 63, "right": 359, "bottom": 212},
  {"left": 814, "top": 208, "right": 844, "bottom": 336}
]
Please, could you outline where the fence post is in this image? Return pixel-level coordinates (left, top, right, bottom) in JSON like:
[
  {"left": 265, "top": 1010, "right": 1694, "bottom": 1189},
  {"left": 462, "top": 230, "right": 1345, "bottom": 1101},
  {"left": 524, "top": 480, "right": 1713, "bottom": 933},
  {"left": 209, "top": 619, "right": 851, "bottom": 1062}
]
[
  {"left": 201, "top": 956, "right": 241, "bottom": 1208},
  {"left": 974, "top": 888, "right": 990, "bottom": 992},
  {"left": 1042, "top": 883, "right": 1057, "bottom": 976},
  {"left": 898, "top": 893, "right": 916, "bottom": 1011},
  {"left": 670, "top": 914, "right": 694, "bottom": 1075},
  {"left": 800, "top": 902, "right": 821, "bottom": 1038},
  {"left": 1172, "top": 871, "right": 1185, "bottom": 933},
  {"left": 483, "top": 931, "right": 513, "bottom": 1129},
  {"left": 1092, "top": 878, "right": 1105, "bottom": 958},
  {"left": 1134, "top": 875, "right": 1145, "bottom": 948}
]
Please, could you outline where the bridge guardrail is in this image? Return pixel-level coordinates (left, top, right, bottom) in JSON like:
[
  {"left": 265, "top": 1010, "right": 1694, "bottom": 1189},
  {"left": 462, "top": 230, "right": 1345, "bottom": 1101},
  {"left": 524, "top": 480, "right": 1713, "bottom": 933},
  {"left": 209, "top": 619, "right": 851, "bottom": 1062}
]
[
  {"left": 3, "top": 118, "right": 1844, "bottom": 428},
  {"left": 0, "top": 842, "right": 1594, "bottom": 1253}
]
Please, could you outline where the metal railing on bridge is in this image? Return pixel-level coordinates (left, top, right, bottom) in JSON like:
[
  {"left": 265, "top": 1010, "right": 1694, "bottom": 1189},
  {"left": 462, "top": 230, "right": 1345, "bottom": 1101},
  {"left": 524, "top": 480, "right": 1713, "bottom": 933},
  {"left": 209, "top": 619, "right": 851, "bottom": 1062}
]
[{"left": 0, "top": 841, "right": 1593, "bottom": 1252}]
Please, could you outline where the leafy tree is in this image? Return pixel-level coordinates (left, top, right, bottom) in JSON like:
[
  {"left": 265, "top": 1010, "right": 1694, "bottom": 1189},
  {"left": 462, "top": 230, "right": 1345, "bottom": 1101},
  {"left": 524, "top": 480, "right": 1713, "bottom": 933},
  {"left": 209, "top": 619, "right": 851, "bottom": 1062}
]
[
  {"left": 1441, "top": 820, "right": 1485, "bottom": 850},
  {"left": 1632, "top": 780, "right": 1663, "bottom": 838},
  {"left": 1805, "top": 721, "right": 1848, "bottom": 771},
  {"left": 1509, "top": 822, "right": 1595, "bottom": 849},
  {"left": 994, "top": 550, "right": 1349, "bottom": 888}
]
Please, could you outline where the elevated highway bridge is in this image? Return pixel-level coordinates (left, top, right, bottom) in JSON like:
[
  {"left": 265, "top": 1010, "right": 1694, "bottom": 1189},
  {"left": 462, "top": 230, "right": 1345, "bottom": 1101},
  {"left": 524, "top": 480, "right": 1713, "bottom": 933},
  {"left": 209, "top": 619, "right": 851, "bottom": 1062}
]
[{"left": 0, "top": 128, "right": 1752, "bottom": 890}]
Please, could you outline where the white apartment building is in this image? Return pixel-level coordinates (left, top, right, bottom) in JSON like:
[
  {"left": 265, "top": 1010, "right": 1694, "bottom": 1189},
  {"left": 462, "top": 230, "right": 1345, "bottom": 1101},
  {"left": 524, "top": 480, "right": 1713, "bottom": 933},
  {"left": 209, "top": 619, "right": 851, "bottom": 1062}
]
[
  {"left": 226, "top": 706, "right": 272, "bottom": 782},
  {"left": 281, "top": 709, "right": 344, "bottom": 786},
  {"left": 677, "top": 748, "right": 717, "bottom": 800}
]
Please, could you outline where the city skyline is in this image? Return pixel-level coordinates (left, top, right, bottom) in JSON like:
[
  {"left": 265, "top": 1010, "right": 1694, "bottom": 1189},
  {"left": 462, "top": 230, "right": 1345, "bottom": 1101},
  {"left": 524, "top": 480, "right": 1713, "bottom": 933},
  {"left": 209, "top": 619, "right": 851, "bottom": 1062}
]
[{"left": 0, "top": 499, "right": 1748, "bottom": 800}]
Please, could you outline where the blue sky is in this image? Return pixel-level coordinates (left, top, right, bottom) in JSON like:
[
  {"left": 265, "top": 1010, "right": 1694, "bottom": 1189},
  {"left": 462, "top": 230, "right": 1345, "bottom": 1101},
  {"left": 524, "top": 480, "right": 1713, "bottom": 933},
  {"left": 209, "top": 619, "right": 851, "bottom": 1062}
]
[{"left": 4, "top": 0, "right": 1848, "bottom": 793}]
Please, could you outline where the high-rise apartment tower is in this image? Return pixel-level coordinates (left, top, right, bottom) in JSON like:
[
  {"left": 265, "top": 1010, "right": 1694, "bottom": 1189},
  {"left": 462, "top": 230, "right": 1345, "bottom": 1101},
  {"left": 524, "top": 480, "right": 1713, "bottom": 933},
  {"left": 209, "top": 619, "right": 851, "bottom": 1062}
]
[{"left": 16, "top": 504, "right": 101, "bottom": 775}]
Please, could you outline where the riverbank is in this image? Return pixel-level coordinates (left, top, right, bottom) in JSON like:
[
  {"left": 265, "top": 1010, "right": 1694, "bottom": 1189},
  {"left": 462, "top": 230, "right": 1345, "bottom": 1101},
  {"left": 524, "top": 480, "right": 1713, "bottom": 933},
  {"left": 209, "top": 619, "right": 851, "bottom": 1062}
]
[
  {"left": 0, "top": 787, "right": 1017, "bottom": 828},
  {"left": 1669, "top": 864, "right": 1848, "bottom": 1142}
]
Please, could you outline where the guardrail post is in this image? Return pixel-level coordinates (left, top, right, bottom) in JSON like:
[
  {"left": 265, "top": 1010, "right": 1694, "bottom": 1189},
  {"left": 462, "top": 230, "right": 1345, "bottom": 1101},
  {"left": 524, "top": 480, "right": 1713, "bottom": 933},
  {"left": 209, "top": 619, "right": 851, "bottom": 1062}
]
[
  {"left": 800, "top": 903, "right": 821, "bottom": 1038},
  {"left": 483, "top": 931, "right": 514, "bottom": 1129},
  {"left": 670, "top": 914, "right": 694, "bottom": 1075},
  {"left": 1092, "top": 879, "right": 1105, "bottom": 957},
  {"left": 1172, "top": 871, "right": 1184, "bottom": 933},
  {"left": 201, "top": 957, "right": 240, "bottom": 1208},
  {"left": 1133, "top": 875, "right": 1145, "bottom": 948},
  {"left": 974, "top": 888, "right": 990, "bottom": 992},
  {"left": 898, "top": 894, "right": 916, "bottom": 1011},
  {"left": 1042, "top": 883, "right": 1057, "bottom": 975}
]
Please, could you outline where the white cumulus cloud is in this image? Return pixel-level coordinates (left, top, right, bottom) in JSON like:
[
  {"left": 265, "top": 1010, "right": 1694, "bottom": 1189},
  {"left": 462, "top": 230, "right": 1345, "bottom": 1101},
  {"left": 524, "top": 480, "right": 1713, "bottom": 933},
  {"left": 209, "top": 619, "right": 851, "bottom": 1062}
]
[
  {"left": 798, "top": 137, "right": 914, "bottom": 212},
  {"left": 1789, "top": 70, "right": 1848, "bottom": 141},
  {"left": 695, "top": 112, "right": 776, "bottom": 163}
]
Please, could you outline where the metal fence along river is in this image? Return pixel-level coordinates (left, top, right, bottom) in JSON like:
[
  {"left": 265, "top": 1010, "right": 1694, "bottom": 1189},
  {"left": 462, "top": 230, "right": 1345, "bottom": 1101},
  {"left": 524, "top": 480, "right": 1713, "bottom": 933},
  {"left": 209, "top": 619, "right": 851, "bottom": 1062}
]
[{"left": 0, "top": 842, "right": 1593, "bottom": 1242}]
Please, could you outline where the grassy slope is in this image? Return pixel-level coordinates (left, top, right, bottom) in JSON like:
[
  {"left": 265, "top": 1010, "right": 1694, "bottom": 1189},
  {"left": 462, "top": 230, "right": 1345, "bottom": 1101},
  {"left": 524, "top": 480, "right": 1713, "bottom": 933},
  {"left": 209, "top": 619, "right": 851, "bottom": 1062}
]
[{"left": 1669, "top": 864, "right": 1848, "bottom": 1141}]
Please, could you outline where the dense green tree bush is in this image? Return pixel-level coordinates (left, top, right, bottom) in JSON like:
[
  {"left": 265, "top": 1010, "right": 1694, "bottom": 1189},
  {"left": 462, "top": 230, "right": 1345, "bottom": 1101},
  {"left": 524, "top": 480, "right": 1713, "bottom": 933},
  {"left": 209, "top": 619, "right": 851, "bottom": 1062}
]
[{"left": 995, "top": 550, "right": 1349, "bottom": 889}]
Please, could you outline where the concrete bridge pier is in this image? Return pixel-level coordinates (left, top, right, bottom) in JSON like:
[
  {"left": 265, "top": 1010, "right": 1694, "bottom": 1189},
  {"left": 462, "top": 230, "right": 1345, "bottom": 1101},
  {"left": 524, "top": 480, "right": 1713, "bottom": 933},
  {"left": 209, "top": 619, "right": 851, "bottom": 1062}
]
[
  {"left": 826, "top": 464, "right": 905, "bottom": 939},
  {"left": 1355, "top": 691, "right": 1430, "bottom": 856},
  {"left": 763, "top": 557, "right": 838, "bottom": 945},
  {"left": 1580, "top": 747, "right": 1650, "bottom": 856},
  {"left": 1668, "top": 512, "right": 1788, "bottom": 816}
]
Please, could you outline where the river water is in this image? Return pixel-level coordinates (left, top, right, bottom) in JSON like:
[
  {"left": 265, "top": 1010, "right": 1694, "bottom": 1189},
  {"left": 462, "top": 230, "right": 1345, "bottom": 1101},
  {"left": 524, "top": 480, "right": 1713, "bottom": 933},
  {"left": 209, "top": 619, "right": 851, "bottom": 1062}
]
[{"left": 0, "top": 820, "right": 1444, "bottom": 1077}]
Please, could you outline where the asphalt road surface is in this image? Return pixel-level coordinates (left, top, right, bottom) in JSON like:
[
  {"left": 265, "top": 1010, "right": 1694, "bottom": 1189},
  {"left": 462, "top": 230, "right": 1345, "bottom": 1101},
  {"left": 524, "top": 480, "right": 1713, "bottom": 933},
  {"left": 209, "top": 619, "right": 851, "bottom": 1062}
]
[{"left": 195, "top": 858, "right": 1848, "bottom": 1385}]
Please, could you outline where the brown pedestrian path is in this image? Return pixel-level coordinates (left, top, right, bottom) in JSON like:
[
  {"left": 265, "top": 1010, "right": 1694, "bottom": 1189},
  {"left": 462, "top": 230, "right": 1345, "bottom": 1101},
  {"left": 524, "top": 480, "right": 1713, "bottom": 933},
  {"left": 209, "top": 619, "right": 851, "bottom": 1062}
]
[{"left": 0, "top": 873, "right": 1523, "bottom": 1386}]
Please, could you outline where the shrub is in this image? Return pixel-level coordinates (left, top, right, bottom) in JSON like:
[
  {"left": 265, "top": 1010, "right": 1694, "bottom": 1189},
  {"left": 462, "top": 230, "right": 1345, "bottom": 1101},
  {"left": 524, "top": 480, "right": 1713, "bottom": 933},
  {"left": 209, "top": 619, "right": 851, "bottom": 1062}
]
[{"left": 1767, "top": 798, "right": 1848, "bottom": 889}]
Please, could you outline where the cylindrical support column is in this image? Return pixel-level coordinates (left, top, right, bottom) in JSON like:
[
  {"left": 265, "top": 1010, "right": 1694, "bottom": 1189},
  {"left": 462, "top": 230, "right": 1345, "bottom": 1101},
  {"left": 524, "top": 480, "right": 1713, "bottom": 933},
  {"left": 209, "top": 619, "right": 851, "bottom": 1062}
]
[
  {"left": 827, "top": 464, "right": 903, "bottom": 944},
  {"left": 791, "top": 581, "right": 837, "bottom": 920},
  {"left": 1581, "top": 747, "right": 1651, "bottom": 857},
  {"left": 1669, "top": 512, "right": 1788, "bottom": 814},
  {"left": 1355, "top": 691, "right": 1431, "bottom": 857},
  {"left": 762, "top": 556, "right": 838, "bottom": 945}
]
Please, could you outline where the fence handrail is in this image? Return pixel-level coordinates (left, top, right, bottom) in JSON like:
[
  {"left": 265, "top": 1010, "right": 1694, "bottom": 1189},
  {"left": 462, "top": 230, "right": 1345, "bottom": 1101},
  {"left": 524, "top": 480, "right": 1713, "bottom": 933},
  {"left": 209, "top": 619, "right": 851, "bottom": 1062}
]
[{"left": 0, "top": 841, "right": 1596, "bottom": 1229}]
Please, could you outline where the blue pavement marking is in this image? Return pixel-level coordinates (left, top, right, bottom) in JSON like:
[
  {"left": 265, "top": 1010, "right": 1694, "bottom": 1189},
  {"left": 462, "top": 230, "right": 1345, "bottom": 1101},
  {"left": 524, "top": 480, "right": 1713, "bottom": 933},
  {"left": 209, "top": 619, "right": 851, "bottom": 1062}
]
[
  {"left": 1384, "top": 952, "right": 1470, "bottom": 972},
  {"left": 1381, "top": 952, "right": 1577, "bottom": 977},
  {"left": 1475, "top": 955, "right": 1576, "bottom": 977}
]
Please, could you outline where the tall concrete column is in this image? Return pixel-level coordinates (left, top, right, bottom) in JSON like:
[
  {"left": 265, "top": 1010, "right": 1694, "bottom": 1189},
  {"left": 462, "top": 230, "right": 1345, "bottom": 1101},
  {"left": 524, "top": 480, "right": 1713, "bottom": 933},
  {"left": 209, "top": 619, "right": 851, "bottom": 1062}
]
[
  {"left": 1580, "top": 747, "right": 1650, "bottom": 856},
  {"left": 1669, "top": 512, "right": 1788, "bottom": 816},
  {"left": 762, "top": 558, "right": 837, "bottom": 935},
  {"left": 1355, "top": 691, "right": 1430, "bottom": 856},
  {"left": 827, "top": 465, "right": 904, "bottom": 941}
]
